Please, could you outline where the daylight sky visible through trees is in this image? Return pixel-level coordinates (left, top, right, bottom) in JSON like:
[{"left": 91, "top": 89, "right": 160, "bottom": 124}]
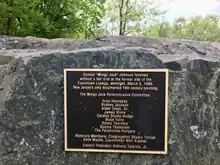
[
  {"left": 0, "top": 0, "right": 220, "bottom": 42},
  {"left": 160, "top": 0, "right": 220, "bottom": 22}
]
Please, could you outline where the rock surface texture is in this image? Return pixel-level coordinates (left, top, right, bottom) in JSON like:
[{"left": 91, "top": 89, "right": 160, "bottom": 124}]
[{"left": 1, "top": 35, "right": 220, "bottom": 165}]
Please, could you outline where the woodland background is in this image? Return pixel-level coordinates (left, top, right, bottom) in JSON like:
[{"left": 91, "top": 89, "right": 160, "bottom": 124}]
[{"left": 0, "top": 0, "right": 220, "bottom": 42}]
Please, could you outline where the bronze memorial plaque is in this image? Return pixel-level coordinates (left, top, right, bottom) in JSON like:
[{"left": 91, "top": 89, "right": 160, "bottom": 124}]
[{"left": 64, "top": 69, "right": 168, "bottom": 154}]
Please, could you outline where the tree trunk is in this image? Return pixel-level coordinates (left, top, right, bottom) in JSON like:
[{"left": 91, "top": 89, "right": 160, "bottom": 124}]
[
  {"left": 6, "top": 0, "right": 13, "bottom": 35},
  {"left": 6, "top": 17, "right": 12, "bottom": 35},
  {"left": 119, "top": 0, "right": 124, "bottom": 35}
]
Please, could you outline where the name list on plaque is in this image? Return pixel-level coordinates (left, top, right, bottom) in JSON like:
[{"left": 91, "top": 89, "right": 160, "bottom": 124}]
[{"left": 64, "top": 69, "right": 168, "bottom": 154}]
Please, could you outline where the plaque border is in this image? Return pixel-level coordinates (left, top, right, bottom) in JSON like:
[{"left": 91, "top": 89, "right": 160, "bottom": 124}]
[{"left": 64, "top": 68, "right": 169, "bottom": 154}]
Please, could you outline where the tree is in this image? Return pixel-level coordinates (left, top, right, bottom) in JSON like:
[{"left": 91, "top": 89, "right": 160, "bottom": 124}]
[
  {"left": 101, "top": 0, "right": 164, "bottom": 36},
  {"left": 172, "top": 17, "right": 187, "bottom": 38},
  {"left": 0, "top": 0, "right": 106, "bottom": 38},
  {"left": 142, "top": 14, "right": 220, "bottom": 42}
]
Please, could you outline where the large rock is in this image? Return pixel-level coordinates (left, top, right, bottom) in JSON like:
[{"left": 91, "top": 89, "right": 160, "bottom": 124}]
[{"left": 1, "top": 35, "right": 220, "bottom": 165}]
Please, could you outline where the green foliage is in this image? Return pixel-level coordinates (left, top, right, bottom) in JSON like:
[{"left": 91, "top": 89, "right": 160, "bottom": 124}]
[
  {"left": 103, "top": 0, "right": 164, "bottom": 35},
  {"left": 143, "top": 14, "right": 220, "bottom": 42},
  {"left": 1, "top": 0, "right": 219, "bottom": 42},
  {"left": 0, "top": 0, "right": 105, "bottom": 38}
]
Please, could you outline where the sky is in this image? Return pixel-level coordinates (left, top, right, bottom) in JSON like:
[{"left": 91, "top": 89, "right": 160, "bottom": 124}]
[
  {"left": 100, "top": 0, "right": 220, "bottom": 35},
  {"left": 160, "top": 0, "right": 220, "bottom": 22}
]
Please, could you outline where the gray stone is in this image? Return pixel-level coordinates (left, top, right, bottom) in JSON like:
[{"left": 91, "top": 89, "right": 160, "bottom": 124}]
[{"left": 0, "top": 35, "right": 220, "bottom": 165}]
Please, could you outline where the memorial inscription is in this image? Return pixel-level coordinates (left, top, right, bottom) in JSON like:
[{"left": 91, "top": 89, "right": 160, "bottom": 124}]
[{"left": 64, "top": 69, "right": 168, "bottom": 154}]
